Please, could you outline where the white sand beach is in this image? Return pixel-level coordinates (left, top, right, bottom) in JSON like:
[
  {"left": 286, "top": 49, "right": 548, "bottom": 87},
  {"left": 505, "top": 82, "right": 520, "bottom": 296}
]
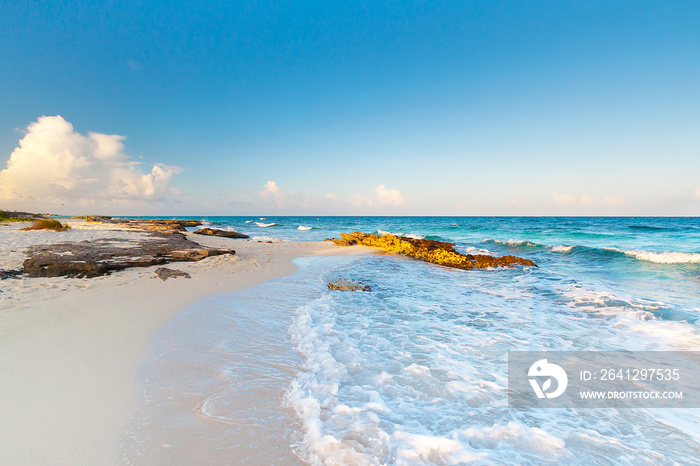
[{"left": 0, "top": 220, "right": 368, "bottom": 465}]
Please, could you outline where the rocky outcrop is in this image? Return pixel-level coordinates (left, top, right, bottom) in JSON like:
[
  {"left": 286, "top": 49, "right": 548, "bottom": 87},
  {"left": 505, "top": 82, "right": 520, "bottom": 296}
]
[
  {"left": 328, "top": 279, "right": 372, "bottom": 292},
  {"left": 155, "top": 267, "right": 191, "bottom": 280},
  {"left": 22, "top": 232, "right": 235, "bottom": 278},
  {"left": 89, "top": 217, "right": 202, "bottom": 232},
  {"left": 328, "top": 232, "right": 537, "bottom": 270},
  {"left": 193, "top": 227, "right": 249, "bottom": 239}
]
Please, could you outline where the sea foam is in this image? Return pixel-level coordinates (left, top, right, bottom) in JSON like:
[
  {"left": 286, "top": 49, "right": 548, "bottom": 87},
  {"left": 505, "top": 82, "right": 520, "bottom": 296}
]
[{"left": 607, "top": 248, "right": 700, "bottom": 264}]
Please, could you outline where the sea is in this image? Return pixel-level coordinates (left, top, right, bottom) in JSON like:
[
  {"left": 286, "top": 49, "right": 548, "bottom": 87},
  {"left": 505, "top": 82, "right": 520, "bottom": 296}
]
[{"left": 123, "top": 216, "right": 700, "bottom": 465}]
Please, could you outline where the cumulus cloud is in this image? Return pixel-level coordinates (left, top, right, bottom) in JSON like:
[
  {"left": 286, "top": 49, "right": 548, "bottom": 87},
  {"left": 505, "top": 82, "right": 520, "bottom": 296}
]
[
  {"left": 345, "top": 194, "right": 372, "bottom": 207},
  {"left": 259, "top": 180, "right": 286, "bottom": 208},
  {"left": 604, "top": 196, "right": 626, "bottom": 205},
  {"left": 553, "top": 193, "right": 597, "bottom": 205},
  {"left": 580, "top": 195, "right": 594, "bottom": 205},
  {"left": 345, "top": 184, "right": 405, "bottom": 208},
  {"left": 552, "top": 192, "right": 577, "bottom": 204},
  {"left": 0, "top": 115, "right": 180, "bottom": 210},
  {"left": 375, "top": 184, "right": 405, "bottom": 205},
  {"left": 504, "top": 199, "right": 527, "bottom": 207}
]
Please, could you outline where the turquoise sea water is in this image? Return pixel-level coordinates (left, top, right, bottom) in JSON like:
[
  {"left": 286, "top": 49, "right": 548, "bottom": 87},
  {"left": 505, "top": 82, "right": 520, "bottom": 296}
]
[{"left": 126, "top": 217, "right": 700, "bottom": 464}]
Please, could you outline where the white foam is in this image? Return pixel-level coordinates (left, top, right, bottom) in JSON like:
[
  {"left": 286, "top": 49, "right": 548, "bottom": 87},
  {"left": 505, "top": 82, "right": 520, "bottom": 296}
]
[
  {"left": 297, "top": 225, "right": 313, "bottom": 231},
  {"left": 551, "top": 245, "right": 574, "bottom": 252},
  {"left": 254, "top": 222, "right": 277, "bottom": 228},
  {"left": 391, "top": 431, "right": 486, "bottom": 465},
  {"left": 459, "top": 422, "right": 565, "bottom": 453},
  {"left": 607, "top": 248, "right": 700, "bottom": 264},
  {"left": 462, "top": 246, "right": 494, "bottom": 255},
  {"left": 377, "top": 230, "right": 425, "bottom": 240},
  {"left": 251, "top": 236, "right": 283, "bottom": 243},
  {"left": 282, "top": 245, "right": 700, "bottom": 464},
  {"left": 488, "top": 238, "right": 537, "bottom": 247}
]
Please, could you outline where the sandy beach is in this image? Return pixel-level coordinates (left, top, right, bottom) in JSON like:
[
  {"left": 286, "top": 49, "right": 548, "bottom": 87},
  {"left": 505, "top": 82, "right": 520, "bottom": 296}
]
[{"left": 0, "top": 219, "right": 368, "bottom": 465}]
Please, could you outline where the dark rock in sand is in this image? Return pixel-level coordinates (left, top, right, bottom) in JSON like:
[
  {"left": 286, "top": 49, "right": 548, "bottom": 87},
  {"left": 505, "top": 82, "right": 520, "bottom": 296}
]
[
  {"left": 0, "top": 269, "right": 22, "bottom": 280},
  {"left": 22, "top": 232, "right": 235, "bottom": 278},
  {"left": 155, "top": 267, "right": 191, "bottom": 281},
  {"left": 193, "top": 227, "right": 249, "bottom": 239},
  {"left": 328, "top": 231, "right": 537, "bottom": 270},
  {"left": 328, "top": 279, "right": 372, "bottom": 292}
]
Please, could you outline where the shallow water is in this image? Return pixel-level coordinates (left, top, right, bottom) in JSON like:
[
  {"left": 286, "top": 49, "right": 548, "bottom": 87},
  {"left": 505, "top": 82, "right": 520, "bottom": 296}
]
[{"left": 126, "top": 217, "right": 700, "bottom": 464}]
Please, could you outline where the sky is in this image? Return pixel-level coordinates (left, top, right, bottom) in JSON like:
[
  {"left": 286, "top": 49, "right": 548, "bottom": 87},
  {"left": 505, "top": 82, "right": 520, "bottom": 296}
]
[{"left": 0, "top": 0, "right": 699, "bottom": 216}]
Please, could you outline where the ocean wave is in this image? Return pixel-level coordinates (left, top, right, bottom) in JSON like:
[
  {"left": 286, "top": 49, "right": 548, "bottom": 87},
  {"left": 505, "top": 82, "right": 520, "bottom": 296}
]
[
  {"left": 483, "top": 240, "right": 586, "bottom": 255},
  {"left": 486, "top": 239, "right": 700, "bottom": 263},
  {"left": 462, "top": 246, "right": 495, "bottom": 255},
  {"left": 483, "top": 239, "right": 544, "bottom": 249},
  {"left": 297, "top": 225, "right": 313, "bottom": 231},
  {"left": 251, "top": 236, "right": 283, "bottom": 242},
  {"left": 245, "top": 220, "right": 253, "bottom": 223},
  {"left": 377, "top": 230, "right": 425, "bottom": 240},
  {"left": 254, "top": 222, "right": 277, "bottom": 228},
  {"left": 550, "top": 245, "right": 575, "bottom": 253},
  {"left": 606, "top": 248, "right": 700, "bottom": 264},
  {"left": 628, "top": 225, "right": 671, "bottom": 231}
]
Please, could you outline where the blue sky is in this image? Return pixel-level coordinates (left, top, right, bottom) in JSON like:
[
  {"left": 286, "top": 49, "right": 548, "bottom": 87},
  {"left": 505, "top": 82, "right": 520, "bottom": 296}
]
[{"left": 1, "top": 1, "right": 699, "bottom": 215}]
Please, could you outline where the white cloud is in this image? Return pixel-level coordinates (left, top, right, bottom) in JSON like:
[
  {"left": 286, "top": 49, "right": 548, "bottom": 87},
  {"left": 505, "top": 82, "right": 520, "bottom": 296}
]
[
  {"left": 345, "top": 194, "right": 372, "bottom": 207},
  {"left": 259, "top": 180, "right": 286, "bottom": 208},
  {"left": 262, "top": 180, "right": 280, "bottom": 195},
  {"left": 553, "top": 192, "right": 577, "bottom": 204},
  {"left": 553, "top": 193, "right": 596, "bottom": 205},
  {"left": 694, "top": 187, "right": 700, "bottom": 199},
  {"left": 375, "top": 184, "right": 405, "bottom": 205},
  {"left": 0, "top": 115, "right": 180, "bottom": 210},
  {"left": 504, "top": 199, "right": 527, "bottom": 207},
  {"left": 580, "top": 195, "right": 594, "bottom": 205},
  {"left": 604, "top": 196, "right": 627, "bottom": 205},
  {"left": 325, "top": 192, "right": 336, "bottom": 200}
]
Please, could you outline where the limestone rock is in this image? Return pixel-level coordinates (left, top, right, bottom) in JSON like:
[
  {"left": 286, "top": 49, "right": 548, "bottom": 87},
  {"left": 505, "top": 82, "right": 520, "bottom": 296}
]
[
  {"left": 328, "top": 279, "right": 372, "bottom": 292},
  {"left": 155, "top": 267, "right": 191, "bottom": 280},
  {"left": 193, "top": 227, "right": 249, "bottom": 239},
  {"left": 22, "top": 232, "right": 235, "bottom": 278},
  {"left": 90, "top": 217, "right": 202, "bottom": 232},
  {"left": 328, "top": 232, "right": 537, "bottom": 270}
]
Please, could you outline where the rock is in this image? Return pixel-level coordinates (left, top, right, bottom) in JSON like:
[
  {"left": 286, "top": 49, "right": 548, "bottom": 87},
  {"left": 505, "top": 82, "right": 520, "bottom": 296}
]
[
  {"left": 193, "top": 227, "right": 249, "bottom": 239},
  {"left": 328, "top": 279, "right": 372, "bottom": 292},
  {"left": 328, "top": 232, "right": 537, "bottom": 270},
  {"left": 0, "top": 269, "right": 22, "bottom": 280},
  {"left": 88, "top": 217, "right": 202, "bottom": 232},
  {"left": 155, "top": 267, "right": 191, "bottom": 280},
  {"left": 22, "top": 232, "right": 235, "bottom": 278}
]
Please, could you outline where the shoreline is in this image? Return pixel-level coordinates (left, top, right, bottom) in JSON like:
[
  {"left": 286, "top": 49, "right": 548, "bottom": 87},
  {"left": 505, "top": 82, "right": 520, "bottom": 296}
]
[{"left": 0, "top": 219, "right": 372, "bottom": 464}]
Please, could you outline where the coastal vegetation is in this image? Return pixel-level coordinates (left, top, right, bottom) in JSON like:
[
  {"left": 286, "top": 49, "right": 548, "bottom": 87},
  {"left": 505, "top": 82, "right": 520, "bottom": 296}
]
[
  {"left": 0, "top": 210, "right": 41, "bottom": 222},
  {"left": 21, "top": 219, "right": 71, "bottom": 231}
]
